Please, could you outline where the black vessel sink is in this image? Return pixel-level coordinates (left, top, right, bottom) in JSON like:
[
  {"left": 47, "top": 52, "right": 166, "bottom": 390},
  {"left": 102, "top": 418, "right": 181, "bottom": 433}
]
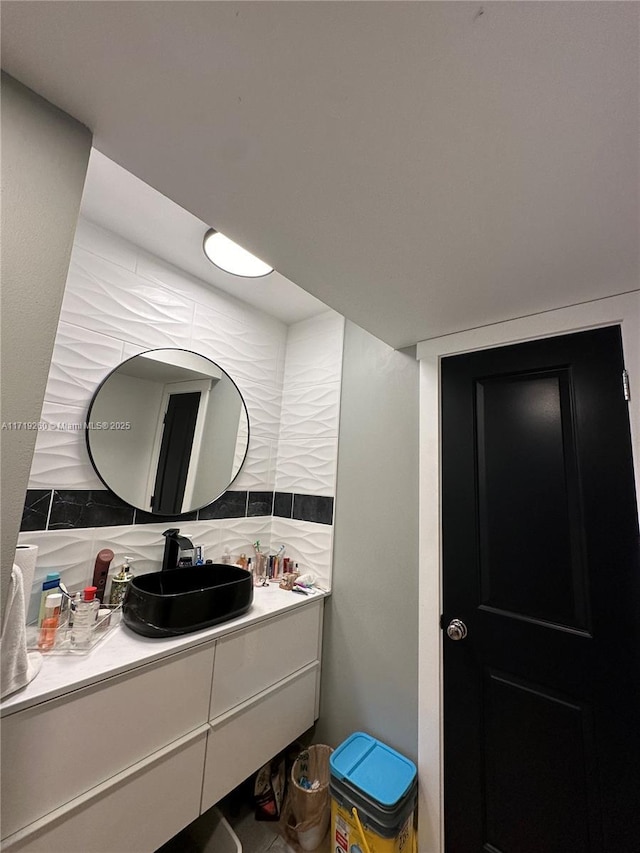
[{"left": 122, "top": 565, "right": 253, "bottom": 638}]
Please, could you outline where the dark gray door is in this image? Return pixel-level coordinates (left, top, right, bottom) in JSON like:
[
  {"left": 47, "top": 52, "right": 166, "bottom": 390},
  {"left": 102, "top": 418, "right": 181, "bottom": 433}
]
[
  {"left": 442, "top": 325, "right": 639, "bottom": 852},
  {"left": 152, "top": 391, "right": 200, "bottom": 515}
]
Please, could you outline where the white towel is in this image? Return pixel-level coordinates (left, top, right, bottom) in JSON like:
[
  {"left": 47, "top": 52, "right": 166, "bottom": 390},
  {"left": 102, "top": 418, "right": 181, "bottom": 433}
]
[
  {"left": 14, "top": 544, "right": 38, "bottom": 619},
  {"left": 1, "top": 564, "right": 42, "bottom": 699}
]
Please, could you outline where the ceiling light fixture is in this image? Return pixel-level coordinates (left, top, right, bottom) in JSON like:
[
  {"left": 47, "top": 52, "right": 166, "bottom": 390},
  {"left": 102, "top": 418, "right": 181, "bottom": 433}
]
[{"left": 203, "top": 228, "right": 273, "bottom": 278}]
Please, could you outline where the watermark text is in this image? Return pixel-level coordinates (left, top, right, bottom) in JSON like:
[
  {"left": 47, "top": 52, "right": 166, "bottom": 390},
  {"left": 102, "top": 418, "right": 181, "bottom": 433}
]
[{"left": 1, "top": 421, "right": 132, "bottom": 431}]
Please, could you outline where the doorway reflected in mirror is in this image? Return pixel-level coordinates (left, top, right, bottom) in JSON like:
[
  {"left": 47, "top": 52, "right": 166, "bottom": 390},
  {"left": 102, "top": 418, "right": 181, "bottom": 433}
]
[{"left": 86, "top": 349, "right": 249, "bottom": 515}]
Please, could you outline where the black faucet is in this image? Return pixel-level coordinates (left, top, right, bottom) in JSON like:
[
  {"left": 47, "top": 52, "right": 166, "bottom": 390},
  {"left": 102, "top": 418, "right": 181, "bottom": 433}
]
[{"left": 162, "top": 528, "right": 195, "bottom": 571}]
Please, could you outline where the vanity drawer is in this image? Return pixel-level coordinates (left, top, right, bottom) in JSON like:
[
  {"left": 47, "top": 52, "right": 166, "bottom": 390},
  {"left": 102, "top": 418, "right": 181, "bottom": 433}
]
[
  {"left": 2, "top": 729, "right": 208, "bottom": 853},
  {"left": 210, "top": 600, "right": 322, "bottom": 718},
  {"left": 202, "top": 661, "right": 320, "bottom": 812},
  {"left": 1, "top": 643, "right": 213, "bottom": 840}
]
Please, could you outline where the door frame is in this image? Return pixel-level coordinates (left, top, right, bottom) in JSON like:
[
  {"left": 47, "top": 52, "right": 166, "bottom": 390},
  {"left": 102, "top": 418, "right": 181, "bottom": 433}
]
[{"left": 416, "top": 291, "right": 640, "bottom": 853}]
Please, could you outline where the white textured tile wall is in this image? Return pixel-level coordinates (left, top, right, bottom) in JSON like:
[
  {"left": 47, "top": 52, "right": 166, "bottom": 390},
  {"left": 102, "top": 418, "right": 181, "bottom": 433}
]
[
  {"left": 17, "top": 528, "right": 97, "bottom": 620},
  {"left": 274, "top": 439, "right": 338, "bottom": 496},
  {"left": 276, "top": 311, "right": 344, "bottom": 496},
  {"left": 18, "top": 518, "right": 262, "bottom": 618},
  {"left": 191, "top": 304, "right": 285, "bottom": 390},
  {"left": 218, "top": 518, "right": 272, "bottom": 563},
  {"left": 236, "top": 379, "right": 284, "bottom": 441},
  {"left": 272, "top": 311, "right": 344, "bottom": 588},
  {"left": 279, "top": 383, "right": 342, "bottom": 440},
  {"left": 282, "top": 311, "right": 345, "bottom": 389},
  {"left": 30, "top": 219, "right": 287, "bottom": 495},
  {"left": 232, "top": 437, "right": 275, "bottom": 492},
  {"left": 24, "top": 219, "right": 343, "bottom": 593},
  {"left": 136, "top": 249, "right": 281, "bottom": 329},
  {"left": 85, "top": 519, "right": 230, "bottom": 576},
  {"left": 63, "top": 249, "right": 195, "bottom": 349},
  {"left": 30, "top": 402, "right": 103, "bottom": 490},
  {"left": 73, "top": 217, "right": 138, "bottom": 273},
  {"left": 17, "top": 528, "right": 96, "bottom": 590},
  {"left": 269, "top": 517, "right": 334, "bottom": 590},
  {"left": 45, "top": 322, "right": 125, "bottom": 409}
]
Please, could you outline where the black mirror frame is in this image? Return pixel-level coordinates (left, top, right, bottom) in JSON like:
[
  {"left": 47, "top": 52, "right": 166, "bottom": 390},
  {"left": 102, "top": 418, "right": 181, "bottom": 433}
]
[{"left": 85, "top": 348, "right": 250, "bottom": 516}]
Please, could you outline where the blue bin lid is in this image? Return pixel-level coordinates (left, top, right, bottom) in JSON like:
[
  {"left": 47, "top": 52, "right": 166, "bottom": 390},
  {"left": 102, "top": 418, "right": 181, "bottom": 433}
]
[{"left": 329, "top": 732, "right": 417, "bottom": 808}]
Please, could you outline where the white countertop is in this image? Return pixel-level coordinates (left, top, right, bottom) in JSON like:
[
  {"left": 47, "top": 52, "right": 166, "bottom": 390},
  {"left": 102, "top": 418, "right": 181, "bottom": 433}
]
[{"left": 1, "top": 585, "right": 327, "bottom": 717}]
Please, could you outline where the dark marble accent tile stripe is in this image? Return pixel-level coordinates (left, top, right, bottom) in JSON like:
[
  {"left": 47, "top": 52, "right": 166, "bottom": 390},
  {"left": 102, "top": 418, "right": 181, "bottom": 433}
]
[
  {"left": 48, "top": 490, "right": 134, "bottom": 530},
  {"left": 134, "top": 508, "right": 198, "bottom": 525},
  {"left": 198, "top": 490, "right": 248, "bottom": 520},
  {"left": 292, "top": 494, "right": 334, "bottom": 525},
  {"left": 273, "top": 492, "right": 293, "bottom": 519},
  {"left": 21, "top": 488, "right": 336, "bottom": 529},
  {"left": 247, "top": 491, "right": 275, "bottom": 517},
  {"left": 21, "top": 490, "right": 53, "bottom": 531}
]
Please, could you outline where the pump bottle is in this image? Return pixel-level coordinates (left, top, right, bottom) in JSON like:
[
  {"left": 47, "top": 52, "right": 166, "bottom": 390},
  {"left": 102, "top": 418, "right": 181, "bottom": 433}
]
[{"left": 109, "top": 558, "right": 134, "bottom": 607}]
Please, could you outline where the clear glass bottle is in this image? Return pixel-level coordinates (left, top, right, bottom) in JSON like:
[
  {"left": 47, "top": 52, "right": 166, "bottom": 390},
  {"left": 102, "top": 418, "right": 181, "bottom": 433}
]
[
  {"left": 67, "top": 591, "right": 81, "bottom": 629},
  {"left": 254, "top": 552, "right": 268, "bottom": 585},
  {"left": 70, "top": 586, "right": 100, "bottom": 649}
]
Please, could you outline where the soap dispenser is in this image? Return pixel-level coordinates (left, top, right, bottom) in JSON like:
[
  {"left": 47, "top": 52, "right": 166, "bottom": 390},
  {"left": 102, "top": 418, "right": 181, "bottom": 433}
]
[{"left": 109, "top": 557, "right": 134, "bottom": 607}]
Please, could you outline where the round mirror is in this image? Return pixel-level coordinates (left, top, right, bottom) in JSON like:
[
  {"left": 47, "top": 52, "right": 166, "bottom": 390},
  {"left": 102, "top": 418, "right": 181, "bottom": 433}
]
[{"left": 86, "top": 349, "right": 249, "bottom": 515}]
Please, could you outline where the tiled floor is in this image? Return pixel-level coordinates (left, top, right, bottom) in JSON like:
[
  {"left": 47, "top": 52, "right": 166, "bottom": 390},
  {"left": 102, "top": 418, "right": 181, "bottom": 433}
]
[
  {"left": 158, "top": 752, "right": 332, "bottom": 853},
  {"left": 217, "top": 783, "right": 288, "bottom": 852},
  {"left": 155, "top": 798, "right": 294, "bottom": 853},
  {"left": 219, "top": 785, "right": 330, "bottom": 853},
  {"left": 156, "top": 790, "right": 330, "bottom": 853},
  {"left": 222, "top": 804, "right": 293, "bottom": 852}
]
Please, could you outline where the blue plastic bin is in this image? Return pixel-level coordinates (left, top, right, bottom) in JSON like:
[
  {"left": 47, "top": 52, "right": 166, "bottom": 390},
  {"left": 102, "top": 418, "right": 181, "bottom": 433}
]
[{"left": 329, "top": 732, "right": 417, "bottom": 852}]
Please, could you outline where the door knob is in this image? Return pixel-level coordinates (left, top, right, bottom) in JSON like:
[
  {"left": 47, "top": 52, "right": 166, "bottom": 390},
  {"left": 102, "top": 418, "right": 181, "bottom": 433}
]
[{"left": 446, "top": 619, "right": 468, "bottom": 641}]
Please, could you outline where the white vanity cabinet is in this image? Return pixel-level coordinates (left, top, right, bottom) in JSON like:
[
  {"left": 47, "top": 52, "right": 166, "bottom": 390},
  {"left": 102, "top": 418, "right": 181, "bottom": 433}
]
[
  {"left": 1, "top": 644, "right": 214, "bottom": 843},
  {"left": 0, "top": 595, "right": 325, "bottom": 853},
  {"left": 202, "top": 602, "right": 323, "bottom": 811},
  {"left": 2, "top": 733, "right": 209, "bottom": 853}
]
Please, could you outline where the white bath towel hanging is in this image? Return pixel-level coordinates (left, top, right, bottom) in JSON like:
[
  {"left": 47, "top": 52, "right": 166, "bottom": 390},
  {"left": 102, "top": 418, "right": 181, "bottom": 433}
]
[{"left": 1, "top": 564, "right": 42, "bottom": 699}]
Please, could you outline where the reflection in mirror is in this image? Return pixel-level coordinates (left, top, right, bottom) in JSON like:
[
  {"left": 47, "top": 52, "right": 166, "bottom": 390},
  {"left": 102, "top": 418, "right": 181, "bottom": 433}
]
[{"left": 86, "top": 349, "right": 249, "bottom": 515}]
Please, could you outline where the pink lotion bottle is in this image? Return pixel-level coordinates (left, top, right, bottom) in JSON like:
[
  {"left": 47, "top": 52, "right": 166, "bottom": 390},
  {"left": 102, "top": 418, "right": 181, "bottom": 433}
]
[{"left": 37, "top": 592, "right": 63, "bottom": 650}]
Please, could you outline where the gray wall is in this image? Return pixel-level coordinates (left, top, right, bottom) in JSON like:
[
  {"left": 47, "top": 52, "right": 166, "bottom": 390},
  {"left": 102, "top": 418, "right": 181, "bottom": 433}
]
[
  {"left": 90, "top": 373, "right": 164, "bottom": 509},
  {"left": 1, "top": 74, "right": 91, "bottom": 623},
  {"left": 192, "top": 377, "right": 243, "bottom": 509},
  {"left": 314, "top": 321, "right": 419, "bottom": 761}
]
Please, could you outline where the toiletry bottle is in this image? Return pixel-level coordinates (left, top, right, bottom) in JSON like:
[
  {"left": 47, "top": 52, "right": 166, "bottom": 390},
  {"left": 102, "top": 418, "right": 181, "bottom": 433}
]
[
  {"left": 37, "top": 572, "right": 62, "bottom": 627},
  {"left": 109, "top": 558, "right": 134, "bottom": 607},
  {"left": 37, "top": 592, "right": 63, "bottom": 650},
  {"left": 92, "top": 548, "right": 114, "bottom": 603},
  {"left": 56, "top": 581, "right": 71, "bottom": 627},
  {"left": 254, "top": 551, "right": 267, "bottom": 579},
  {"left": 220, "top": 548, "right": 231, "bottom": 565},
  {"left": 68, "top": 591, "right": 81, "bottom": 628},
  {"left": 70, "top": 586, "right": 100, "bottom": 649}
]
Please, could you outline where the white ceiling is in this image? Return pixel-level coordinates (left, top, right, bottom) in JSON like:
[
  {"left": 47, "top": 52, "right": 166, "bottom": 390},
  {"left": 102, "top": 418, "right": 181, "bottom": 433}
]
[{"left": 2, "top": 1, "right": 638, "bottom": 348}]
